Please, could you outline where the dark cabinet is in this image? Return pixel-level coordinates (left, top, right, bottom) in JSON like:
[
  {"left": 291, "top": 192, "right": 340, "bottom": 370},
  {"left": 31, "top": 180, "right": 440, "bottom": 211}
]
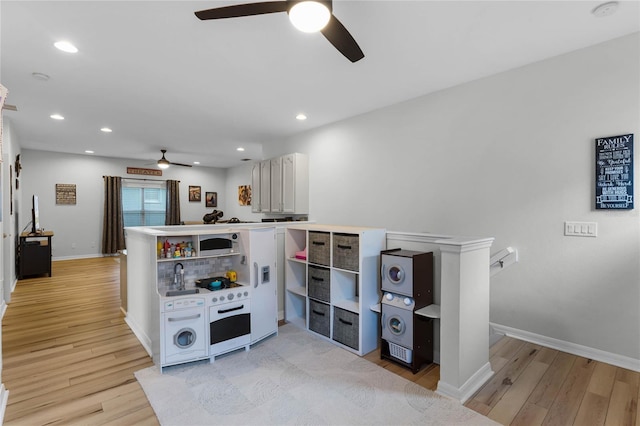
[{"left": 17, "top": 231, "right": 54, "bottom": 279}]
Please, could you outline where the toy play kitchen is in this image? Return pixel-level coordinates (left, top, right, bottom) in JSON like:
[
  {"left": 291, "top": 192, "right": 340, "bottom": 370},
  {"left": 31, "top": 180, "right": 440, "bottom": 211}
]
[{"left": 124, "top": 225, "right": 278, "bottom": 372}]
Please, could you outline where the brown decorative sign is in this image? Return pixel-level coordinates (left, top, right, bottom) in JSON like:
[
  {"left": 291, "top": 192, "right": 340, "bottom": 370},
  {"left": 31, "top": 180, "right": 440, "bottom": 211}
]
[
  {"left": 127, "top": 167, "right": 162, "bottom": 176},
  {"left": 56, "top": 183, "right": 76, "bottom": 205}
]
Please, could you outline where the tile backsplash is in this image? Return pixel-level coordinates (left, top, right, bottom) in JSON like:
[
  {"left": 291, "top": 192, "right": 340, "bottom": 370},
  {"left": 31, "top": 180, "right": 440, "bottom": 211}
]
[{"left": 158, "top": 257, "right": 234, "bottom": 288}]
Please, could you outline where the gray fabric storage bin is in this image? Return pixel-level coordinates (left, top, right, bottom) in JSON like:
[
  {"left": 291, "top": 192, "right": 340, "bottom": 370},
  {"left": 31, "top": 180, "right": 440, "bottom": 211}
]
[
  {"left": 309, "top": 300, "right": 330, "bottom": 338},
  {"left": 308, "top": 231, "right": 330, "bottom": 266},
  {"left": 308, "top": 265, "right": 330, "bottom": 302},
  {"left": 332, "top": 307, "right": 359, "bottom": 350},
  {"left": 332, "top": 233, "right": 359, "bottom": 272}
]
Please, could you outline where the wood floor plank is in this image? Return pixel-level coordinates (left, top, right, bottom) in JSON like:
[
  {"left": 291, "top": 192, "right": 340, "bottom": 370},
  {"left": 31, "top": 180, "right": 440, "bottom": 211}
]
[
  {"left": 527, "top": 351, "right": 576, "bottom": 409},
  {"left": 472, "top": 342, "right": 542, "bottom": 408},
  {"left": 605, "top": 376, "right": 639, "bottom": 426},
  {"left": 511, "top": 401, "right": 548, "bottom": 426},
  {"left": 541, "top": 357, "right": 596, "bottom": 426},
  {"left": 488, "top": 360, "right": 549, "bottom": 425},
  {"left": 574, "top": 391, "right": 609, "bottom": 426}
]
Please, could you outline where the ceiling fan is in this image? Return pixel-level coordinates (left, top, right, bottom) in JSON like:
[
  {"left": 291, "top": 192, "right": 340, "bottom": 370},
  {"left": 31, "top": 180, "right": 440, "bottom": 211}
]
[
  {"left": 156, "top": 150, "right": 192, "bottom": 169},
  {"left": 194, "top": 0, "right": 364, "bottom": 63}
]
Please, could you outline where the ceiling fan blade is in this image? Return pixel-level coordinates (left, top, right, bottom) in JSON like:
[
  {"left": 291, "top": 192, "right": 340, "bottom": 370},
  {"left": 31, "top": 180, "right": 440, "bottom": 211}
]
[
  {"left": 195, "top": 1, "right": 288, "bottom": 20},
  {"left": 3, "top": 104, "right": 17, "bottom": 111},
  {"left": 320, "top": 15, "right": 364, "bottom": 63},
  {"left": 169, "top": 162, "right": 193, "bottom": 168}
]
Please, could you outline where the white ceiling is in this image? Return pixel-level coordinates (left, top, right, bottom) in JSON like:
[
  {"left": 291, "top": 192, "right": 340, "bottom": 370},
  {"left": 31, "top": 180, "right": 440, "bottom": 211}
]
[{"left": 1, "top": 1, "right": 639, "bottom": 168}]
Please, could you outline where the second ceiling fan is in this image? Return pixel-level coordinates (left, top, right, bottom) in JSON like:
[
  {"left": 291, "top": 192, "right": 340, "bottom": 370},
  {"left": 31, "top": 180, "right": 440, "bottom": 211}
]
[
  {"left": 156, "top": 150, "right": 192, "bottom": 169},
  {"left": 194, "top": 0, "right": 364, "bottom": 62}
]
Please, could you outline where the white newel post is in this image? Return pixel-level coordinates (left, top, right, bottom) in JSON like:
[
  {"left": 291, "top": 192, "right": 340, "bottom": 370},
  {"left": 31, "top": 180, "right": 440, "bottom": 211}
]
[{"left": 436, "top": 236, "right": 495, "bottom": 403}]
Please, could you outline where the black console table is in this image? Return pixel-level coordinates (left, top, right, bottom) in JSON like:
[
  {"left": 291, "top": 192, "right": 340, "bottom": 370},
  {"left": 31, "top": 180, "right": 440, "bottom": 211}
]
[{"left": 17, "top": 231, "right": 54, "bottom": 279}]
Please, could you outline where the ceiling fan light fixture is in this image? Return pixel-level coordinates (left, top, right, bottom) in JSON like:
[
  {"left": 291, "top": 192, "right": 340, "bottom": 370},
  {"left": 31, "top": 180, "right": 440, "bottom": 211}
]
[
  {"left": 288, "top": 1, "right": 331, "bottom": 33},
  {"left": 157, "top": 160, "right": 170, "bottom": 169}
]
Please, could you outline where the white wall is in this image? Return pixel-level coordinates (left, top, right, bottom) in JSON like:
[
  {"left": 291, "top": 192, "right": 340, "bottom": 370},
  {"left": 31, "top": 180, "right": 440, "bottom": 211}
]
[
  {"left": 262, "top": 34, "right": 640, "bottom": 362},
  {"left": 20, "top": 149, "right": 230, "bottom": 259},
  {"left": 2, "top": 118, "right": 21, "bottom": 302},
  {"left": 224, "top": 162, "right": 264, "bottom": 222}
]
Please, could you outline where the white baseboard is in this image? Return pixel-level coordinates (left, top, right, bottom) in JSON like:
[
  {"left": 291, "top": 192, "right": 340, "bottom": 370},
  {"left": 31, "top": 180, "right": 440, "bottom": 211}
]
[
  {"left": 52, "top": 254, "right": 106, "bottom": 261},
  {"left": 436, "top": 362, "right": 494, "bottom": 403},
  {"left": 124, "top": 315, "right": 153, "bottom": 358},
  {"left": 0, "top": 384, "right": 9, "bottom": 424},
  {"left": 491, "top": 322, "right": 640, "bottom": 372}
]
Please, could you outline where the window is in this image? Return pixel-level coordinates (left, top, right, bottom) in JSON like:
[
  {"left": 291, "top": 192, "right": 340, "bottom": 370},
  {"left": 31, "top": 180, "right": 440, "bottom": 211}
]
[{"left": 122, "top": 180, "right": 166, "bottom": 227}]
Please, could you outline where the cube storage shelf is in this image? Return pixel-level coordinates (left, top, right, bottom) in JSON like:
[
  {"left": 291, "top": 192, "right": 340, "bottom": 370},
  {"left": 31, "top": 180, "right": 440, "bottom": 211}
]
[{"left": 284, "top": 225, "right": 385, "bottom": 356}]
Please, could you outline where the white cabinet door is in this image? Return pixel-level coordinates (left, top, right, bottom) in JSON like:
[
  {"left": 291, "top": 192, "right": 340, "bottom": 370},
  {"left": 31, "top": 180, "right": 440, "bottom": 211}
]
[
  {"left": 251, "top": 162, "right": 261, "bottom": 213},
  {"left": 281, "top": 154, "right": 296, "bottom": 213},
  {"left": 259, "top": 160, "right": 271, "bottom": 213},
  {"left": 270, "top": 156, "right": 283, "bottom": 212}
]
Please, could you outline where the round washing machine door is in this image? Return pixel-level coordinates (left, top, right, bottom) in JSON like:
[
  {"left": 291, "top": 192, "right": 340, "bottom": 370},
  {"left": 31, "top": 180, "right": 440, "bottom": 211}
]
[
  {"left": 386, "top": 265, "right": 404, "bottom": 284},
  {"left": 174, "top": 328, "right": 197, "bottom": 349},
  {"left": 387, "top": 315, "right": 406, "bottom": 336}
]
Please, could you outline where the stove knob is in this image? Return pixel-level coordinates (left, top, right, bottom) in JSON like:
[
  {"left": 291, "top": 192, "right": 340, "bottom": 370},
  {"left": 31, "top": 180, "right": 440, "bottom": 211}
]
[
  {"left": 211, "top": 297, "right": 218, "bottom": 303},
  {"left": 237, "top": 292, "right": 242, "bottom": 298},
  {"left": 385, "top": 293, "right": 394, "bottom": 301},
  {"left": 244, "top": 291, "right": 249, "bottom": 297},
  {"left": 220, "top": 296, "right": 225, "bottom": 301},
  {"left": 228, "top": 293, "right": 234, "bottom": 300},
  {"left": 403, "top": 297, "right": 412, "bottom": 306}
]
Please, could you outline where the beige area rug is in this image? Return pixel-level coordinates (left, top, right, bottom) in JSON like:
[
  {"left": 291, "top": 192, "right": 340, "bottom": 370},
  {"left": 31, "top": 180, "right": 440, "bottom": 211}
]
[{"left": 135, "top": 324, "right": 498, "bottom": 426}]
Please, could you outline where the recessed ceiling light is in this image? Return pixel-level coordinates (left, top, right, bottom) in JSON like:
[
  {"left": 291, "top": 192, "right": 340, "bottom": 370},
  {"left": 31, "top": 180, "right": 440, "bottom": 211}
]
[
  {"left": 54, "top": 41, "right": 78, "bottom": 53},
  {"left": 85, "top": 150, "right": 94, "bottom": 154},
  {"left": 50, "top": 114, "right": 64, "bottom": 120},
  {"left": 32, "top": 72, "right": 50, "bottom": 81},
  {"left": 100, "top": 127, "right": 112, "bottom": 133},
  {"left": 193, "top": 161, "right": 200, "bottom": 165},
  {"left": 296, "top": 113, "right": 307, "bottom": 121},
  {"left": 237, "top": 147, "right": 245, "bottom": 152},
  {"left": 592, "top": 1, "right": 618, "bottom": 17}
]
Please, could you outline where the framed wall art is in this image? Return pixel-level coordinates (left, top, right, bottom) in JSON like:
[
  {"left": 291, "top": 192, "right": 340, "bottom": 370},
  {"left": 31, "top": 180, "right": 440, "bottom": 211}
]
[
  {"left": 189, "top": 185, "right": 201, "bottom": 202},
  {"left": 56, "top": 183, "right": 77, "bottom": 205},
  {"left": 238, "top": 185, "right": 251, "bottom": 206},
  {"left": 206, "top": 192, "right": 217, "bottom": 208}
]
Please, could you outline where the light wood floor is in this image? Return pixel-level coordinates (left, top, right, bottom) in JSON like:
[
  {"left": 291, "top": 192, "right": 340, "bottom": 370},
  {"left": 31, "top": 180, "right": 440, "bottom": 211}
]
[
  {"left": 2, "top": 257, "right": 158, "bottom": 425},
  {"left": 3, "top": 257, "right": 639, "bottom": 425},
  {"left": 366, "top": 331, "right": 640, "bottom": 425}
]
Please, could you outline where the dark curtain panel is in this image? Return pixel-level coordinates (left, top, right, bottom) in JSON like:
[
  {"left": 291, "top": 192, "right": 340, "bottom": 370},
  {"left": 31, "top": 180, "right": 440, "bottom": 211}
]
[
  {"left": 166, "top": 180, "right": 181, "bottom": 225},
  {"left": 102, "top": 176, "right": 126, "bottom": 254}
]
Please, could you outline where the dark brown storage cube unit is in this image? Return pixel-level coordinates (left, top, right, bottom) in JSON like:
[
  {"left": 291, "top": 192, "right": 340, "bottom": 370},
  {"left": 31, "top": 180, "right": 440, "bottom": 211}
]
[
  {"left": 333, "top": 308, "right": 359, "bottom": 350},
  {"left": 332, "top": 233, "right": 359, "bottom": 272},
  {"left": 309, "top": 299, "right": 330, "bottom": 337},
  {"left": 308, "top": 231, "right": 330, "bottom": 266},
  {"left": 307, "top": 265, "right": 330, "bottom": 303}
]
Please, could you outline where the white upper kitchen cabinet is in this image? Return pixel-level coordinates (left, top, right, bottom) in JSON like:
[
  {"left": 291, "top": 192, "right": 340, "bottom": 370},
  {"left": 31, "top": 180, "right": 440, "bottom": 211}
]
[
  {"left": 252, "top": 153, "right": 308, "bottom": 215},
  {"left": 251, "top": 160, "right": 272, "bottom": 213},
  {"left": 270, "top": 156, "right": 282, "bottom": 212},
  {"left": 281, "top": 153, "right": 308, "bottom": 214},
  {"left": 251, "top": 162, "right": 261, "bottom": 213}
]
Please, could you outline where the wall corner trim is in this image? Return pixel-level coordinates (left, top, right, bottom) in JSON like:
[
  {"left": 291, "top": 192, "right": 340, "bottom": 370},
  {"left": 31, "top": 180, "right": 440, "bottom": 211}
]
[{"left": 436, "top": 362, "right": 494, "bottom": 403}]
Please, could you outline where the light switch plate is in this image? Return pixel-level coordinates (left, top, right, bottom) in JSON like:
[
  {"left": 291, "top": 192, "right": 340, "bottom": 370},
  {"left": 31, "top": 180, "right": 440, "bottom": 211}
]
[{"left": 564, "top": 221, "right": 597, "bottom": 237}]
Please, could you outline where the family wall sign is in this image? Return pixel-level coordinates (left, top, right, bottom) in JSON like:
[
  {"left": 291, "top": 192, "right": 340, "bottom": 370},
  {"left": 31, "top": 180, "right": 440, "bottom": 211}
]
[{"left": 595, "top": 133, "right": 634, "bottom": 210}]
